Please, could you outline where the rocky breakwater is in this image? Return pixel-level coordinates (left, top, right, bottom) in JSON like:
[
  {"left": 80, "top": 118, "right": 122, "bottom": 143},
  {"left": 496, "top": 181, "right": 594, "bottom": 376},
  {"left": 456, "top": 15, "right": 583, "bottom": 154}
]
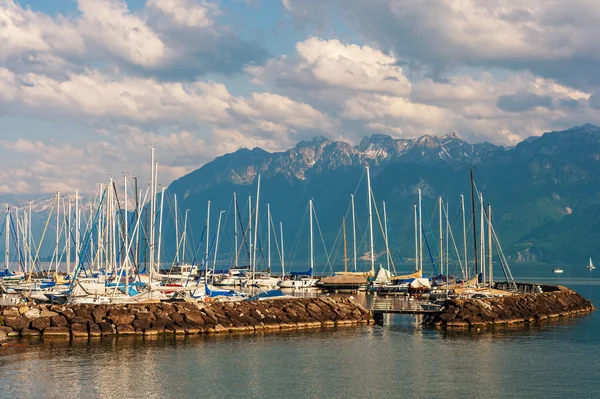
[
  {"left": 0, "top": 297, "right": 372, "bottom": 342},
  {"left": 425, "top": 287, "right": 595, "bottom": 328}
]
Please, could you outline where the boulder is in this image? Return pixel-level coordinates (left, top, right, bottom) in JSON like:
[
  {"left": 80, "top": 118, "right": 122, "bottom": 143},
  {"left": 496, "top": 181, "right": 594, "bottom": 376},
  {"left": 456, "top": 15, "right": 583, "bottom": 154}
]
[
  {"left": 98, "top": 322, "right": 115, "bottom": 335},
  {"left": 116, "top": 325, "right": 135, "bottom": 335},
  {"left": 88, "top": 323, "right": 102, "bottom": 337},
  {"left": 31, "top": 317, "right": 51, "bottom": 331},
  {"left": 43, "top": 327, "right": 70, "bottom": 338},
  {"left": 91, "top": 307, "right": 108, "bottom": 323},
  {"left": 2, "top": 308, "right": 20, "bottom": 318},
  {"left": 70, "top": 316, "right": 93, "bottom": 325},
  {"left": 108, "top": 308, "right": 130, "bottom": 317},
  {"left": 40, "top": 310, "right": 59, "bottom": 318},
  {"left": 184, "top": 312, "right": 206, "bottom": 327},
  {"left": 132, "top": 318, "right": 151, "bottom": 331},
  {"left": 51, "top": 315, "right": 69, "bottom": 327},
  {"left": 71, "top": 323, "right": 89, "bottom": 338},
  {"left": 23, "top": 308, "right": 41, "bottom": 320},
  {"left": 4, "top": 316, "right": 30, "bottom": 332},
  {"left": 108, "top": 315, "right": 135, "bottom": 326}
]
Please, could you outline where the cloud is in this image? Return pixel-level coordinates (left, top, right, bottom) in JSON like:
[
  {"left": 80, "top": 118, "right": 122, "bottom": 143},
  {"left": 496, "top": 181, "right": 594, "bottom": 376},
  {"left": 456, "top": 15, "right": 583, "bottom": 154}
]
[
  {"left": 146, "top": 0, "right": 216, "bottom": 28},
  {"left": 497, "top": 92, "right": 553, "bottom": 113},
  {"left": 0, "top": 67, "right": 333, "bottom": 133},
  {"left": 248, "top": 37, "right": 410, "bottom": 96},
  {"left": 76, "top": 0, "right": 167, "bottom": 68},
  {"left": 0, "top": 0, "right": 266, "bottom": 79},
  {"left": 249, "top": 34, "right": 600, "bottom": 145},
  {"left": 283, "top": 0, "right": 600, "bottom": 89}
]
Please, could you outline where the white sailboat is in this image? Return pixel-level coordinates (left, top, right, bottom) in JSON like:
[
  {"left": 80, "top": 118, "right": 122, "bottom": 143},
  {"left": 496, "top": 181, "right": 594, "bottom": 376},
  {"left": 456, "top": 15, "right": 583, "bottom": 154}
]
[
  {"left": 279, "top": 199, "right": 319, "bottom": 289},
  {"left": 587, "top": 257, "right": 595, "bottom": 270}
]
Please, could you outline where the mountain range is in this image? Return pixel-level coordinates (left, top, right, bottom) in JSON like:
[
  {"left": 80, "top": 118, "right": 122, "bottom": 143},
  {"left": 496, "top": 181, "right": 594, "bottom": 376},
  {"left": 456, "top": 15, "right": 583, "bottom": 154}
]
[
  {"left": 4, "top": 124, "right": 600, "bottom": 271},
  {"left": 165, "top": 123, "right": 600, "bottom": 269}
]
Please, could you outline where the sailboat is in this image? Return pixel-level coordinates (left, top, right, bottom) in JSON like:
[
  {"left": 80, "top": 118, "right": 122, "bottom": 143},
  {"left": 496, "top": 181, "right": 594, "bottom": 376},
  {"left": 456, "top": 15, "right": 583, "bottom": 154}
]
[
  {"left": 279, "top": 199, "right": 319, "bottom": 289},
  {"left": 587, "top": 257, "right": 595, "bottom": 270}
]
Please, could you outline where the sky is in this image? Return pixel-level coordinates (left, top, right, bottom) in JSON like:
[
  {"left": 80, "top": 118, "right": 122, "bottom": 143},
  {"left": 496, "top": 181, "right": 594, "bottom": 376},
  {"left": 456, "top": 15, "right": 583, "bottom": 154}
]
[{"left": 2, "top": 0, "right": 600, "bottom": 195}]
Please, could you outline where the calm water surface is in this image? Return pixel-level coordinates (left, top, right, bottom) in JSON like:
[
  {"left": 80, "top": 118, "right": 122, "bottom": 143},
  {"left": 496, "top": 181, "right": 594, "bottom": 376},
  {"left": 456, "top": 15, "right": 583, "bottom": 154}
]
[{"left": 1, "top": 264, "right": 599, "bottom": 399}]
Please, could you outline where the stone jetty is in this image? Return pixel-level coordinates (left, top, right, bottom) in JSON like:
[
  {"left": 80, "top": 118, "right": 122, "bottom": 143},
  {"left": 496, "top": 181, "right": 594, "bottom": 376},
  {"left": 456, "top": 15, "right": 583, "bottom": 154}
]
[
  {"left": 424, "top": 287, "right": 595, "bottom": 328},
  {"left": 0, "top": 297, "right": 373, "bottom": 342}
]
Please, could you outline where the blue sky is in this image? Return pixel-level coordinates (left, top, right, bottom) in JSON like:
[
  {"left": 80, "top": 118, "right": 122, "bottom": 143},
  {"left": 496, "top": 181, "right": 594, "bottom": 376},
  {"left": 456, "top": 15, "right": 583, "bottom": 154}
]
[{"left": 2, "top": 0, "right": 600, "bottom": 195}]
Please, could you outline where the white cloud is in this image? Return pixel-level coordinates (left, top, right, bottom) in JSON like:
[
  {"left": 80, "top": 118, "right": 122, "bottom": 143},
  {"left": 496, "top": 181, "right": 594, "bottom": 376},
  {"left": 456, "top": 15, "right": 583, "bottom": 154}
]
[
  {"left": 77, "top": 0, "right": 167, "bottom": 68},
  {"left": 248, "top": 37, "right": 411, "bottom": 96},
  {"left": 146, "top": 0, "right": 216, "bottom": 28},
  {"left": 0, "top": 67, "right": 333, "bottom": 135}
]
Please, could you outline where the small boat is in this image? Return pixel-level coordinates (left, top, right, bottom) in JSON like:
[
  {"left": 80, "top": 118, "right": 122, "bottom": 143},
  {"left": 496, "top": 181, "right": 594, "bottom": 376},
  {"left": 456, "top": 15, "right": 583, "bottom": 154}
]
[
  {"left": 553, "top": 268, "right": 564, "bottom": 274},
  {"left": 587, "top": 258, "right": 596, "bottom": 270}
]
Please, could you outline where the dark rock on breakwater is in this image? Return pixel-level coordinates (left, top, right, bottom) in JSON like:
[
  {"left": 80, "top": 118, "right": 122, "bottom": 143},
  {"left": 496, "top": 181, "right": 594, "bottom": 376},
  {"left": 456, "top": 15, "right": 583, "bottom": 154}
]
[
  {"left": 424, "top": 287, "right": 595, "bottom": 328},
  {"left": 0, "top": 297, "right": 373, "bottom": 343}
]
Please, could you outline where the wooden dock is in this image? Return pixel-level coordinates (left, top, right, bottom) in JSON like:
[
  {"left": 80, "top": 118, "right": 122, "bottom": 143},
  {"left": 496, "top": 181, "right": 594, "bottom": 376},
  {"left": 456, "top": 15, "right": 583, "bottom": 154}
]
[{"left": 369, "top": 298, "right": 441, "bottom": 323}]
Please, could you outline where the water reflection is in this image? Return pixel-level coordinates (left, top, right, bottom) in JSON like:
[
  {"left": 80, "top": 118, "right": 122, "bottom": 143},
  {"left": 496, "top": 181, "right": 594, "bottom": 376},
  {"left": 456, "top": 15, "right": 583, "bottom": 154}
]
[{"left": 1, "top": 269, "right": 599, "bottom": 399}]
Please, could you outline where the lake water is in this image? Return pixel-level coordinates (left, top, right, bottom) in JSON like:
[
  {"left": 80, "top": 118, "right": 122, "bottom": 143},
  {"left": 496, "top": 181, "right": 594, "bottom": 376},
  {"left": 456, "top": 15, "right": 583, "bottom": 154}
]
[{"left": 1, "top": 264, "right": 599, "bottom": 399}]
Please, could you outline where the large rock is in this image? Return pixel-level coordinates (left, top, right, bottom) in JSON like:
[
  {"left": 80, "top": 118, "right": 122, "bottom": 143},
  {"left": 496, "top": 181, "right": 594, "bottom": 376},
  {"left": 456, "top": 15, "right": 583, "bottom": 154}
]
[
  {"left": 4, "top": 316, "right": 30, "bottom": 332},
  {"left": 71, "top": 323, "right": 89, "bottom": 338},
  {"left": 92, "top": 307, "right": 108, "bottom": 323},
  {"left": 108, "top": 315, "right": 135, "bottom": 326},
  {"left": 132, "top": 318, "right": 151, "bottom": 330},
  {"left": 51, "top": 315, "right": 69, "bottom": 327},
  {"left": 43, "top": 327, "right": 70, "bottom": 338},
  {"left": 98, "top": 322, "right": 115, "bottom": 335},
  {"left": 23, "top": 308, "right": 41, "bottom": 320},
  {"left": 2, "top": 308, "right": 19, "bottom": 318},
  {"left": 31, "top": 317, "right": 51, "bottom": 331},
  {"left": 40, "top": 310, "right": 59, "bottom": 318},
  {"left": 116, "top": 325, "right": 135, "bottom": 335},
  {"left": 21, "top": 329, "right": 41, "bottom": 337},
  {"left": 88, "top": 322, "right": 102, "bottom": 337}
]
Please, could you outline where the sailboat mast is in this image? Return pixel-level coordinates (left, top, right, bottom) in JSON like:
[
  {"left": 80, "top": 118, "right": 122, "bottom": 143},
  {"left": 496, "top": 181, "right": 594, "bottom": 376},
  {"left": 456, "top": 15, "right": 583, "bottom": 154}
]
[
  {"left": 206, "top": 200, "right": 211, "bottom": 265},
  {"left": 414, "top": 205, "right": 418, "bottom": 272},
  {"left": 309, "top": 199, "right": 314, "bottom": 273},
  {"left": 111, "top": 181, "right": 117, "bottom": 271},
  {"left": 480, "top": 192, "right": 485, "bottom": 283},
  {"left": 157, "top": 187, "right": 166, "bottom": 272},
  {"left": 367, "top": 167, "right": 375, "bottom": 275},
  {"left": 488, "top": 203, "right": 493, "bottom": 289},
  {"left": 175, "top": 194, "right": 180, "bottom": 264},
  {"left": 67, "top": 197, "right": 72, "bottom": 275},
  {"left": 446, "top": 201, "right": 449, "bottom": 273},
  {"left": 124, "top": 175, "right": 128, "bottom": 267},
  {"left": 248, "top": 195, "right": 252, "bottom": 267},
  {"left": 439, "top": 196, "right": 443, "bottom": 275},
  {"left": 383, "top": 201, "right": 390, "bottom": 271},
  {"left": 5, "top": 205, "right": 9, "bottom": 271},
  {"left": 351, "top": 194, "right": 357, "bottom": 272},
  {"left": 253, "top": 175, "right": 261, "bottom": 279},
  {"left": 343, "top": 217, "right": 348, "bottom": 273},
  {"left": 234, "top": 192, "right": 238, "bottom": 268},
  {"left": 470, "top": 168, "right": 479, "bottom": 279},
  {"left": 267, "top": 203, "right": 271, "bottom": 272},
  {"left": 15, "top": 206, "right": 20, "bottom": 271},
  {"left": 418, "top": 188, "right": 423, "bottom": 271},
  {"left": 213, "top": 210, "right": 225, "bottom": 271},
  {"left": 149, "top": 146, "right": 155, "bottom": 276},
  {"left": 75, "top": 190, "right": 80, "bottom": 271},
  {"left": 182, "top": 209, "right": 188, "bottom": 264},
  {"left": 461, "top": 194, "right": 468, "bottom": 280},
  {"left": 55, "top": 191, "right": 60, "bottom": 271},
  {"left": 280, "top": 222, "right": 285, "bottom": 276},
  {"left": 446, "top": 200, "right": 450, "bottom": 295}
]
